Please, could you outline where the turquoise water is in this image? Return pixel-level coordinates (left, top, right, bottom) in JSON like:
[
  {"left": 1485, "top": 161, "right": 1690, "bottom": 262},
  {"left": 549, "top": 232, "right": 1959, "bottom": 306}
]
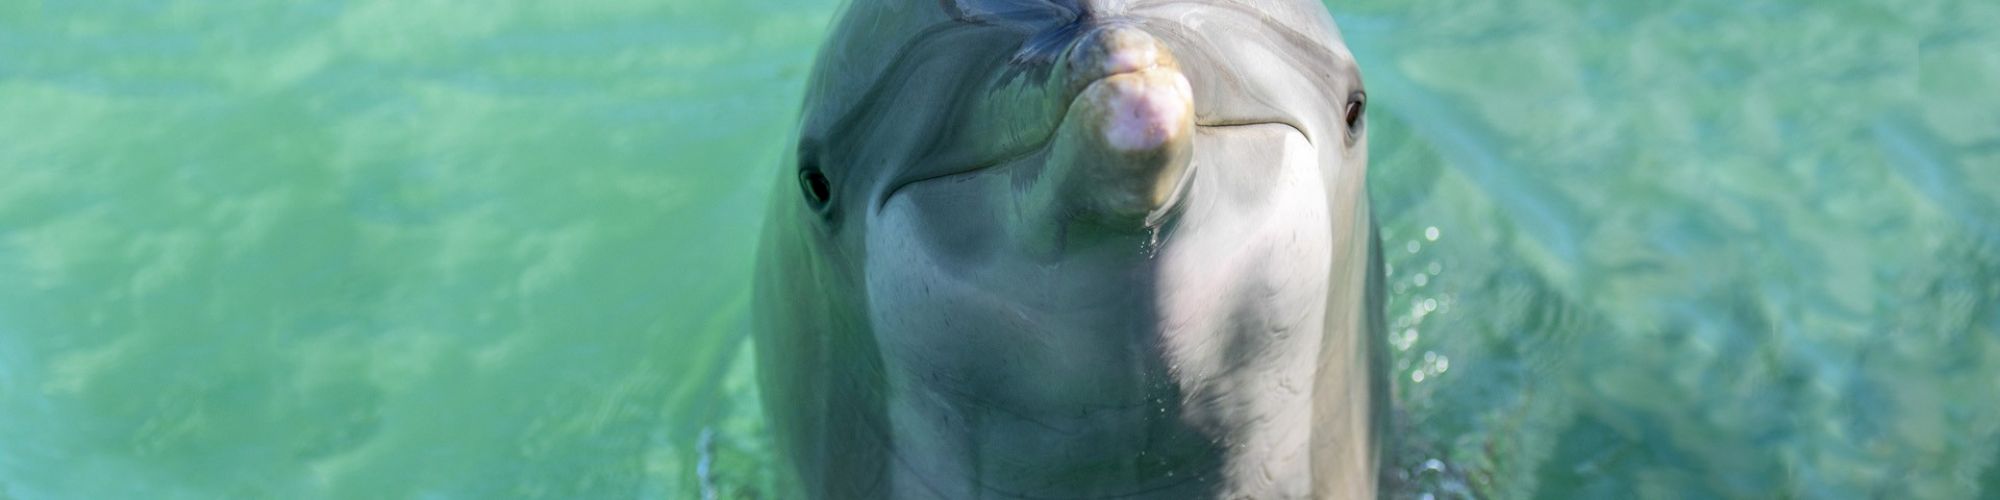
[{"left": 0, "top": 0, "right": 1994, "bottom": 498}]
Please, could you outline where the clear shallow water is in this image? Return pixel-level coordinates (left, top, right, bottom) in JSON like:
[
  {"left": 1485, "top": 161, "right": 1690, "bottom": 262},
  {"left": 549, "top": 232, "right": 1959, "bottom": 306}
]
[{"left": 0, "top": 0, "right": 1994, "bottom": 498}]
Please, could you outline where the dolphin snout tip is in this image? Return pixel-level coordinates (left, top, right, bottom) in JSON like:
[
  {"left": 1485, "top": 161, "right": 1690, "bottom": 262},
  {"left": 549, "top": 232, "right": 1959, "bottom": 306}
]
[
  {"left": 1030, "top": 23, "right": 1199, "bottom": 229},
  {"left": 1064, "top": 24, "right": 1193, "bottom": 156},
  {"left": 1094, "top": 70, "right": 1194, "bottom": 153},
  {"left": 1061, "top": 67, "right": 1194, "bottom": 225}
]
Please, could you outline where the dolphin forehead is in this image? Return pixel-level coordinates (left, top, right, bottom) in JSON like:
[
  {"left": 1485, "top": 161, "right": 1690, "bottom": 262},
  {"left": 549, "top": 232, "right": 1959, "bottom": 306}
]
[{"left": 799, "top": 0, "right": 1051, "bottom": 137}]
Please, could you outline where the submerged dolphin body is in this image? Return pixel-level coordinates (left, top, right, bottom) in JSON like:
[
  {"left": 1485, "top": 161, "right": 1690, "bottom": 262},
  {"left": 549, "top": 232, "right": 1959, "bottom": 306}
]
[{"left": 753, "top": 0, "right": 1385, "bottom": 497}]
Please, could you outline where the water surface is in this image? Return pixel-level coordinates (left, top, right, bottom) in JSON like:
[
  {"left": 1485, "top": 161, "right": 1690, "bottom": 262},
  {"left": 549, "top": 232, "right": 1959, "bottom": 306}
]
[{"left": 0, "top": 0, "right": 1994, "bottom": 498}]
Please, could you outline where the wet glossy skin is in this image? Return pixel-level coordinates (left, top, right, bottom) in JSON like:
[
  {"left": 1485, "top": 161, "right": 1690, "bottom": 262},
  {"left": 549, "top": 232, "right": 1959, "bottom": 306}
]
[{"left": 754, "top": 1, "right": 1385, "bottom": 497}]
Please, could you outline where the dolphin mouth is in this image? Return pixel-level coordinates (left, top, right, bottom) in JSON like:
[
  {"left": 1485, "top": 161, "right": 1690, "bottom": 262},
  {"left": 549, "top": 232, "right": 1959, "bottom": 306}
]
[
  {"left": 878, "top": 21, "right": 1313, "bottom": 223},
  {"left": 877, "top": 118, "right": 1298, "bottom": 215},
  {"left": 1140, "top": 140, "right": 1197, "bottom": 228}
]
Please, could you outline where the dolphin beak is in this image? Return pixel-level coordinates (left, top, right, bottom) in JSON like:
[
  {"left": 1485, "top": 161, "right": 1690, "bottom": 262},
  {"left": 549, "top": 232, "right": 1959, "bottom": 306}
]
[{"left": 1034, "top": 25, "right": 1196, "bottom": 229}]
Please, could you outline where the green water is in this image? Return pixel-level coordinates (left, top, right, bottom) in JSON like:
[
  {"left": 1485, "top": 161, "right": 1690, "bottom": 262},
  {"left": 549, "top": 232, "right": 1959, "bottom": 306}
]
[{"left": 0, "top": 0, "right": 1993, "bottom": 498}]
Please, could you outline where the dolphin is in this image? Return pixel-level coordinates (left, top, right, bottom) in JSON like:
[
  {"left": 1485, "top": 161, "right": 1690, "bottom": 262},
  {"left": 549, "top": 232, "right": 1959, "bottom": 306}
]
[{"left": 752, "top": 0, "right": 1386, "bottom": 497}]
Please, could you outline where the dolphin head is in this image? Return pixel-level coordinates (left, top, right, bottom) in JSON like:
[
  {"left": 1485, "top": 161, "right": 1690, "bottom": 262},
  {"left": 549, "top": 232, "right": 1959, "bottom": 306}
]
[
  {"left": 792, "top": 0, "right": 1367, "bottom": 232},
  {"left": 756, "top": 0, "right": 1381, "bottom": 497}
]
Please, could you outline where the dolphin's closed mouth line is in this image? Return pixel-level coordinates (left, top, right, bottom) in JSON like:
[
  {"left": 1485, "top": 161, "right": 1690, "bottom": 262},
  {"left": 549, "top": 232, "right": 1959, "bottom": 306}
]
[
  {"left": 877, "top": 120, "right": 1293, "bottom": 213},
  {"left": 875, "top": 66, "right": 1165, "bottom": 214},
  {"left": 1196, "top": 118, "right": 1313, "bottom": 147},
  {"left": 1143, "top": 166, "right": 1196, "bottom": 228},
  {"left": 876, "top": 149, "right": 1039, "bottom": 214}
]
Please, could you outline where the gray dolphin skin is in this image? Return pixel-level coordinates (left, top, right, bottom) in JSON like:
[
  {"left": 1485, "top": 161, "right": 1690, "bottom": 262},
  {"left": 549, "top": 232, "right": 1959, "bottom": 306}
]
[{"left": 752, "top": 0, "right": 1385, "bottom": 497}]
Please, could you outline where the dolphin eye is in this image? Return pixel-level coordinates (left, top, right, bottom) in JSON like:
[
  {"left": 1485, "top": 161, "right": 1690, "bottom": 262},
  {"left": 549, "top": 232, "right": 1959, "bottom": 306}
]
[
  {"left": 798, "top": 161, "right": 832, "bottom": 211},
  {"left": 1344, "top": 91, "right": 1367, "bottom": 138}
]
